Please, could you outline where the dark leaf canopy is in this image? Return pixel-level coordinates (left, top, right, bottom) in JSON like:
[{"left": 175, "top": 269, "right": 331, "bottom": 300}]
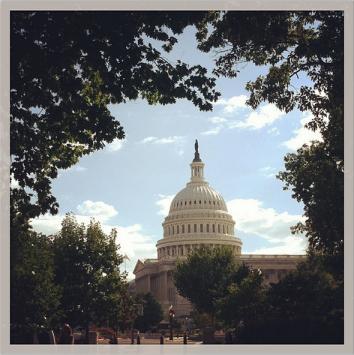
[
  {"left": 195, "top": 11, "right": 344, "bottom": 255},
  {"left": 11, "top": 11, "right": 219, "bottom": 220}
]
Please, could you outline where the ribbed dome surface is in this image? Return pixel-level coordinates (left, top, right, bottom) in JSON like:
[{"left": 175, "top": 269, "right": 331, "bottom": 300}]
[{"left": 169, "top": 182, "right": 228, "bottom": 213}]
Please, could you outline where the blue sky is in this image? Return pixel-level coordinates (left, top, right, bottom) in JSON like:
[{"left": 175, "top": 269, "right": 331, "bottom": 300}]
[{"left": 30, "top": 26, "right": 322, "bottom": 279}]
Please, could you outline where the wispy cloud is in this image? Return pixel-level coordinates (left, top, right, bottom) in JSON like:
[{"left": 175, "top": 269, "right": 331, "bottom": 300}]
[
  {"left": 215, "top": 95, "right": 248, "bottom": 113},
  {"left": 201, "top": 126, "right": 222, "bottom": 136},
  {"left": 228, "top": 103, "right": 285, "bottom": 130},
  {"left": 267, "top": 127, "right": 280, "bottom": 136},
  {"left": 156, "top": 194, "right": 175, "bottom": 216},
  {"left": 106, "top": 138, "right": 126, "bottom": 152},
  {"left": 282, "top": 113, "right": 323, "bottom": 151},
  {"left": 77, "top": 200, "right": 118, "bottom": 221},
  {"left": 258, "top": 166, "right": 277, "bottom": 178},
  {"left": 140, "top": 136, "right": 184, "bottom": 145},
  {"left": 227, "top": 198, "right": 307, "bottom": 254},
  {"left": 208, "top": 116, "right": 227, "bottom": 124}
]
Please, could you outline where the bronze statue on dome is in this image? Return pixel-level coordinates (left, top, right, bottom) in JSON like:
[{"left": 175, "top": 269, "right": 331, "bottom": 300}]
[{"left": 193, "top": 139, "right": 201, "bottom": 162}]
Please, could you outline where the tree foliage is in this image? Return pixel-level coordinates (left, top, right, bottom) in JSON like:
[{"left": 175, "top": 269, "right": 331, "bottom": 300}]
[
  {"left": 240, "top": 255, "right": 344, "bottom": 344},
  {"left": 10, "top": 221, "right": 61, "bottom": 343},
  {"left": 10, "top": 11, "right": 219, "bottom": 221},
  {"left": 195, "top": 11, "right": 344, "bottom": 256},
  {"left": 134, "top": 293, "right": 164, "bottom": 332},
  {"left": 52, "top": 214, "right": 129, "bottom": 336},
  {"left": 174, "top": 246, "right": 264, "bottom": 325},
  {"left": 217, "top": 265, "right": 266, "bottom": 329}
]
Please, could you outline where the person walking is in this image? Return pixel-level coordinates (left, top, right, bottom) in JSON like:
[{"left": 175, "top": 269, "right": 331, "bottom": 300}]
[{"left": 58, "top": 323, "right": 74, "bottom": 344}]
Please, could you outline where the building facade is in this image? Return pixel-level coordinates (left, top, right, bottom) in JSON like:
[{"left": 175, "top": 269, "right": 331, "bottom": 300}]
[{"left": 134, "top": 142, "right": 305, "bottom": 317}]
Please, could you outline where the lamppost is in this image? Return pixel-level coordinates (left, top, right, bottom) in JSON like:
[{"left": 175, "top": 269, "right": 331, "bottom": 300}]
[{"left": 168, "top": 305, "right": 175, "bottom": 341}]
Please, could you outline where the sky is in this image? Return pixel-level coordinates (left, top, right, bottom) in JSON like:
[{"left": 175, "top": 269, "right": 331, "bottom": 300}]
[{"left": 30, "top": 25, "right": 322, "bottom": 279}]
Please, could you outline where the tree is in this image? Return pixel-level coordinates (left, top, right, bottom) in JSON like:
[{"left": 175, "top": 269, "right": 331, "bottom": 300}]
[
  {"left": 10, "top": 11, "right": 219, "bottom": 222},
  {"left": 195, "top": 11, "right": 344, "bottom": 256},
  {"left": 10, "top": 221, "right": 61, "bottom": 343},
  {"left": 255, "top": 256, "right": 344, "bottom": 344},
  {"left": 52, "top": 214, "right": 128, "bottom": 341},
  {"left": 134, "top": 293, "right": 164, "bottom": 332},
  {"left": 217, "top": 265, "right": 266, "bottom": 329},
  {"left": 173, "top": 246, "right": 259, "bottom": 326}
]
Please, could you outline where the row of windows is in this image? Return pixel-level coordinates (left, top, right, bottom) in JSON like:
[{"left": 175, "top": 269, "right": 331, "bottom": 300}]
[
  {"left": 158, "top": 244, "right": 241, "bottom": 258},
  {"left": 173, "top": 200, "right": 222, "bottom": 208},
  {"left": 165, "top": 223, "right": 233, "bottom": 236}
]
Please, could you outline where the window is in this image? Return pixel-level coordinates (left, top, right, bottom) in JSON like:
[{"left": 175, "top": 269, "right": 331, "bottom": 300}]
[
  {"left": 200, "top": 224, "right": 203, "bottom": 232},
  {"left": 194, "top": 224, "right": 197, "bottom": 233},
  {"left": 177, "top": 225, "right": 179, "bottom": 234},
  {"left": 188, "top": 224, "right": 191, "bottom": 233},
  {"left": 223, "top": 225, "right": 225, "bottom": 233},
  {"left": 206, "top": 224, "right": 209, "bottom": 232},
  {"left": 182, "top": 225, "right": 185, "bottom": 233},
  {"left": 212, "top": 224, "right": 215, "bottom": 233},
  {"left": 172, "top": 226, "right": 174, "bottom": 235},
  {"left": 218, "top": 224, "right": 220, "bottom": 233}
]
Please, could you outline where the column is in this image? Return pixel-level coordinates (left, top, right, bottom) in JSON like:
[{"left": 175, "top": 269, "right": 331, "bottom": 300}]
[
  {"left": 146, "top": 275, "right": 151, "bottom": 292},
  {"left": 162, "top": 271, "right": 168, "bottom": 303}
]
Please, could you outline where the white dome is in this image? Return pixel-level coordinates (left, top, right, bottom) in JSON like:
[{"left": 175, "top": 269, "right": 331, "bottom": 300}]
[
  {"left": 169, "top": 182, "right": 228, "bottom": 213},
  {"left": 156, "top": 140, "right": 242, "bottom": 260}
]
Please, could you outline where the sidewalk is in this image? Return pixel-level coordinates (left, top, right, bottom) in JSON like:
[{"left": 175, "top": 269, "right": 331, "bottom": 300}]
[{"left": 100, "top": 336, "right": 202, "bottom": 345}]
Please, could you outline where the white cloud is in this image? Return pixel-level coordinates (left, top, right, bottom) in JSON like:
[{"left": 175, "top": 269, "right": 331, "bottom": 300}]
[
  {"left": 229, "top": 103, "right": 285, "bottom": 130},
  {"left": 267, "top": 127, "right": 280, "bottom": 136},
  {"left": 247, "top": 236, "right": 306, "bottom": 255},
  {"left": 227, "top": 198, "right": 307, "bottom": 254},
  {"left": 283, "top": 113, "right": 323, "bottom": 151},
  {"left": 156, "top": 194, "right": 175, "bottom": 216},
  {"left": 216, "top": 95, "right": 248, "bottom": 113},
  {"left": 106, "top": 138, "right": 126, "bottom": 152},
  {"left": 140, "top": 136, "right": 184, "bottom": 145},
  {"left": 201, "top": 126, "right": 222, "bottom": 136},
  {"left": 208, "top": 116, "right": 227, "bottom": 124},
  {"left": 141, "top": 136, "right": 158, "bottom": 144},
  {"left": 77, "top": 200, "right": 118, "bottom": 221},
  {"left": 73, "top": 165, "right": 87, "bottom": 172},
  {"left": 258, "top": 166, "right": 277, "bottom": 178}
]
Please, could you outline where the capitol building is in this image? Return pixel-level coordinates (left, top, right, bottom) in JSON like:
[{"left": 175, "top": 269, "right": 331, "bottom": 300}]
[{"left": 133, "top": 141, "right": 305, "bottom": 317}]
